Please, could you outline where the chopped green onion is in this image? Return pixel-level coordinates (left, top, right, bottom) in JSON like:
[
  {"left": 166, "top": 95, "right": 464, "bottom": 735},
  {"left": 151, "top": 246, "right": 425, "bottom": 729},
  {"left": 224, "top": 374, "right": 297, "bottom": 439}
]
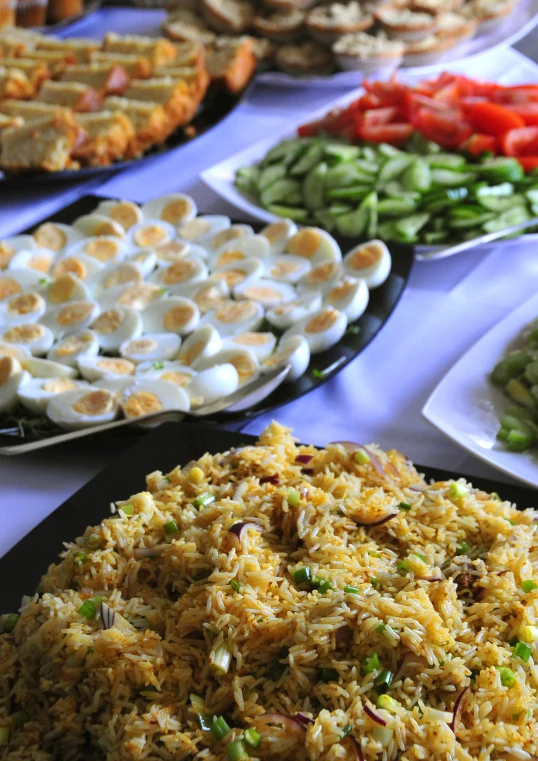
[
  {"left": 71, "top": 551, "right": 87, "bottom": 566},
  {"left": 11, "top": 711, "right": 29, "bottom": 728},
  {"left": 370, "top": 577, "right": 379, "bottom": 587},
  {"left": 344, "top": 585, "right": 360, "bottom": 594},
  {"left": 521, "top": 580, "right": 538, "bottom": 593},
  {"left": 198, "top": 714, "right": 213, "bottom": 732},
  {"left": 491, "top": 492, "right": 501, "bottom": 501},
  {"left": 210, "top": 643, "right": 232, "bottom": 675},
  {"left": 287, "top": 489, "right": 300, "bottom": 507},
  {"left": 355, "top": 449, "right": 370, "bottom": 465},
  {"left": 78, "top": 597, "right": 102, "bottom": 620},
  {"left": 521, "top": 625, "right": 538, "bottom": 642},
  {"left": 456, "top": 541, "right": 470, "bottom": 556},
  {"left": 266, "top": 660, "right": 287, "bottom": 681},
  {"left": 340, "top": 724, "right": 352, "bottom": 739},
  {"left": 319, "top": 667, "right": 338, "bottom": 682},
  {"left": 244, "top": 728, "right": 261, "bottom": 749},
  {"left": 448, "top": 482, "right": 467, "bottom": 499},
  {"left": 397, "top": 560, "right": 408, "bottom": 574},
  {"left": 470, "top": 669, "right": 479, "bottom": 682},
  {"left": 163, "top": 520, "right": 178, "bottom": 534},
  {"left": 86, "top": 646, "right": 94, "bottom": 655},
  {"left": 293, "top": 567, "right": 312, "bottom": 585},
  {"left": 190, "top": 693, "right": 205, "bottom": 713},
  {"left": 2, "top": 614, "right": 19, "bottom": 634},
  {"left": 313, "top": 578, "right": 333, "bottom": 594},
  {"left": 508, "top": 519, "right": 516, "bottom": 526},
  {"left": 312, "top": 368, "right": 323, "bottom": 379},
  {"left": 513, "top": 642, "right": 532, "bottom": 663},
  {"left": 376, "top": 624, "right": 386, "bottom": 634},
  {"left": 163, "top": 476, "right": 171, "bottom": 483},
  {"left": 376, "top": 694, "right": 398, "bottom": 712},
  {"left": 230, "top": 580, "right": 240, "bottom": 593},
  {"left": 120, "top": 503, "right": 134, "bottom": 516},
  {"left": 363, "top": 653, "right": 381, "bottom": 674},
  {"left": 84, "top": 534, "right": 102, "bottom": 550},
  {"left": 496, "top": 666, "right": 517, "bottom": 687},
  {"left": 211, "top": 715, "right": 231, "bottom": 740},
  {"left": 0, "top": 727, "right": 9, "bottom": 745},
  {"left": 227, "top": 739, "right": 249, "bottom": 761},
  {"left": 193, "top": 493, "right": 215, "bottom": 509},
  {"left": 411, "top": 553, "right": 427, "bottom": 564},
  {"left": 152, "top": 361, "right": 164, "bottom": 370},
  {"left": 399, "top": 502, "right": 411, "bottom": 511},
  {"left": 374, "top": 669, "right": 393, "bottom": 692}
]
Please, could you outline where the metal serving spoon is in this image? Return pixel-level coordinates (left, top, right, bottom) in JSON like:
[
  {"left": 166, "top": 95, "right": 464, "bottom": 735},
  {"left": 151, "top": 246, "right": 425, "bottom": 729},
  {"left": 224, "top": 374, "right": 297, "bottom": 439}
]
[
  {"left": 415, "top": 215, "right": 538, "bottom": 261},
  {"left": 0, "top": 364, "right": 291, "bottom": 456}
]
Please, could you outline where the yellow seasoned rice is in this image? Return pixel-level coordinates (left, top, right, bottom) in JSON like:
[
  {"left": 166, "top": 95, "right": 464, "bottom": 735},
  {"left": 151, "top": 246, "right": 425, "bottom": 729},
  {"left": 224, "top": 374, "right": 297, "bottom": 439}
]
[{"left": 1, "top": 422, "right": 537, "bottom": 761}]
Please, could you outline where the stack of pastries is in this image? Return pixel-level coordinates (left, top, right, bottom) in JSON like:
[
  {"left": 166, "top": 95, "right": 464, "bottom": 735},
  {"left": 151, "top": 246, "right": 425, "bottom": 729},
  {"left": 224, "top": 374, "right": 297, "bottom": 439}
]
[{"left": 0, "top": 28, "right": 257, "bottom": 174}]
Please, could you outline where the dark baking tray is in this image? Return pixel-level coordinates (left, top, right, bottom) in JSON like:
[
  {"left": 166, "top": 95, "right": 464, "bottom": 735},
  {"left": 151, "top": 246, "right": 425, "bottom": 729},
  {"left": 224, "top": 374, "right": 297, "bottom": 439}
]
[
  {"left": 1, "top": 421, "right": 535, "bottom": 611},
  {"left": 0, "top": 194, "right": 413, "bottom": 448}
]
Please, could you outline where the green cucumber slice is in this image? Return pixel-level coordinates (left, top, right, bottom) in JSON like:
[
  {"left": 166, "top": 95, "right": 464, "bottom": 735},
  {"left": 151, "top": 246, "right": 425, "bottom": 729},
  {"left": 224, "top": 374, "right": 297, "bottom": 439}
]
[
  {"left": 303, "top": 162, "right": 327, "bottom": 210},
  {"left": 260, "top": 178, "right": 302, "bottom": 207},
  {"left": 289, "top": 139, "right": 325, "bottom": 176}
]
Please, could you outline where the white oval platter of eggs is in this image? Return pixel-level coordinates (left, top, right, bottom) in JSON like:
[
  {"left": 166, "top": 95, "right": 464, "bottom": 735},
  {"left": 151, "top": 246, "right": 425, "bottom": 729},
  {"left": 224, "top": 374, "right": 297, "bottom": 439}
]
[{"left": 0, "top": 194, "right": 395, "bottom": 435}]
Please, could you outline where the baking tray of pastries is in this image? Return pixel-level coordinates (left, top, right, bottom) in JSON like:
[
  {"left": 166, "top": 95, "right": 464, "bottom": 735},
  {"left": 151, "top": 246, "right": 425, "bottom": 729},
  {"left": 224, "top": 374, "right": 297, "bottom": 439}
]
[{"left": 0, "top": 23, "right": 255, "bottom": 184}]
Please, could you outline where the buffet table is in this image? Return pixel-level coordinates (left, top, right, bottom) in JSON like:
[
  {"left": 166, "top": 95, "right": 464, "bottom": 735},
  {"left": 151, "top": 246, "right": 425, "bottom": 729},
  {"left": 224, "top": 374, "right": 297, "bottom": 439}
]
[{"left": 1, "top": 25, "right": 538, "bottom": 559}]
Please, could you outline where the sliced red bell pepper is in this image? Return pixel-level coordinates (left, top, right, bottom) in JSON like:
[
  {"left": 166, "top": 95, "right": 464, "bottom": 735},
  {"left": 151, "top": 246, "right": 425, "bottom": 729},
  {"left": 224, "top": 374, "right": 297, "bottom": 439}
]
[{"left": 467, "top": 101, "right": 526, "bottom": 136}]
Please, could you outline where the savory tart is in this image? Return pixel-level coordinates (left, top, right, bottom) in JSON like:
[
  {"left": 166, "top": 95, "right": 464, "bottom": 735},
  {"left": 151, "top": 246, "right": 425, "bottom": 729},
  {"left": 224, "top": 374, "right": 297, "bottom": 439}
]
[
  {"left": 436, "top": 11, "right": 478, "bottom": 42},
  {"left": 374, "top": 6, "right": 438, "bottom": 42},
  {"left": 333, "top": 31, "right": 404, "bottom": 73},
  {"left": 402, "top": 33, "right": 456, "bottom": 66},
  {"left": 306, "top": 2, "right": 374, "bottom": 46},
  {"left": 201, "top": 0, "right": 255, "bottom": 34},
  {"left": 464, "top": 0, "right": 518, "bottom": 34},
  {"left": 162, "top": 9, "right": 217, "bottom": 46},
  {"left": 252, "top": 8, "right": 306, "bottom": 43},
  {"left": 275, "top": 40, "right": 334, "bottom": 76}
]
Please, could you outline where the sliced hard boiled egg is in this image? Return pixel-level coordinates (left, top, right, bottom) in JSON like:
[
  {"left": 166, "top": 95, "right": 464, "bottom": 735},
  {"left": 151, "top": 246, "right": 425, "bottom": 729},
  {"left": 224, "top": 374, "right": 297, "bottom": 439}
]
[
  {"left": 20, "top": 356, "right": 78, "bottom": 379},
  {"left": 187, "top": 280, "right": 230, "bottom": 314},
  {"left": 206, "top": 224, "right": 254, "bottom": 255},
  {"left": 325, "top": 277, "right": 369, "bottom": 322},
  {"left": 142, "top": 297, "right": 200, "bottom": 336},
  {"left": 43, "top": 300, "right": 100, "bottom": 338},
  {"left": 212, "top": 234, "right": 270, "bottom": 268},
  {"left": 283, "top": 306, "right": 347, "bottom": 354},
  {"left": 124, "top": 248, "right": 157, "bottom": 278},
  {"left": 2, "top": 323, "right": 55, "bottom": 356},
  {"left": 44, "top": 274, "right": 91, "bottom": 307},
  {"left": 0, "top": 356, "right": 30, "bottom": 412},
  {"left": 264, "top": 254, "right": 310, "bottom": 284},
  {"left": 120, "top": 378, "right": 190, "bottom": 419},
  {"left": 223, "top": 332, "right": 276, "bottom": 363},
  {"left": 177, "top": 215, "right": 230, "bottom": 246},
  {"left": 65, "top": 236, "right": 127, "bottom": 264},
  {"left": 120, "top": 333, "right": 181, "bottom": 364},
  {"left": 149, "top": 257, "right": 207, "bottom": 291},
  {"left": 0, "top": 341, "right": 31, "bottom": 361},
  {"left": 265, "top": 292, "right": 322, "bottom": 331},
  {"left": 187, "top": 363, "right": 239, "bottom": 406},
  {"left": 100, "top": 282, "right": 165, "bottom": 312},
  {"left": 9, "top": 247, "right": 56, "bottom": 275},
  {"left": 178, "top": 324, "right": 221, "bottom": 368},
  {"left": 0, "top": 269, "right": 48, "bottom": 302},
  {"left": 0, "top": 291, "right": 46, "bottom": 326},
  {"left": 233, "top": 278, "right": 296, "bottom": 309},
  {"left": 286, "top": 227, "right": 341, "bottom": 263},
  {"left": 197, "top": 348, "right": 259, "bottom": 388},
  {"left": 95, "top": 199, "right": 144, "bottom": 231},
  {"left": 73, "top": 214, "right": 126, "bottom": 239},
  {"left": 47, "top": 387, "right": 119, "bottom": 430},
  {"left": 0, "top": 235, "right": 37, "bottom": 270},
  {"left": 202, "top": 299, "right": 264, "bottom": 337},
  {"left": 297, "top": 261, "right": 342, "bottom": 295},
  {"left": 18, "top": 376, "right": 88, "bottom": 414},
  {"left": 128, "top": 220, "right": 175, "bottom": 250},
  {"left": 210, "top": 258, "right": 264, "bottom": 289},
  {"left": 154, "top": 239, "right": 197, "bottom": 266},
  {"left": 343, "top": 240, "right": 391, "bottom": 289},
  {"left": 51, "top": 253, "right": 104, "bottom": 282},
  {"left": 138, "top": 362, "right": 197, "bottom": 390},
  {"left": 142, "top": 194, "right": 197, "bottom": 226},
  {"left": 93, "top": 376, "right": 136, "bottom": 396},
  {"left": 33, "top": 222, "right": 84, "bottom": 254},
  {"left": 78, "top": 355, "right": 136, "bottom": 381},
  {"left": 47, "top": 330, "right": 99, "bottom": 367},
  {"left": 90, "top": 262, "right": 144, "bottom": 296},
  {"left": 91, "top": 306, "right": 142, "bottom": 352},
  {"left": 263, "top": 334, "right": 310, "bottom": 382},
  {"left": 261, "top": 219, "right": 298, "bottom": 256}
]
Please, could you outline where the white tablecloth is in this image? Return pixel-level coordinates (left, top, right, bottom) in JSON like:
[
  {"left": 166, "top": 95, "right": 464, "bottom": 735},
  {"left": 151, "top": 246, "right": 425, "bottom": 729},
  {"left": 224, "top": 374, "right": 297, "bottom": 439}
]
[{"left": 1, "top": 35, "right": 538, "bottom": 559}]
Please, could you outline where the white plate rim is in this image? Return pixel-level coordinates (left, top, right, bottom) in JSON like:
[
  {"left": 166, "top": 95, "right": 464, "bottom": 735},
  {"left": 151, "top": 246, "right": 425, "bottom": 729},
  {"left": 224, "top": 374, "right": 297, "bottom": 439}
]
[{"left": 422, "top": 292, "right": 538, "bottom": 488}]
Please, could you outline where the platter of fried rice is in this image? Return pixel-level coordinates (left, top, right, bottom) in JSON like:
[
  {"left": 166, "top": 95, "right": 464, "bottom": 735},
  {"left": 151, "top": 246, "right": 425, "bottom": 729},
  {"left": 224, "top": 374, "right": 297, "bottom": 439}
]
[{"left": 1, "top": 421, "right": 537, "bottom": 761}]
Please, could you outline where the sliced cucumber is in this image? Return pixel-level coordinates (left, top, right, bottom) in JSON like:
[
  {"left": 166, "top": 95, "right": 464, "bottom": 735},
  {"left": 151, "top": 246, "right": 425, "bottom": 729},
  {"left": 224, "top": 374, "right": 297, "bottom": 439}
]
[
  {"left": 476, "top": 182, "right": 514, "bottom": 198},
  {"left": 425, "top": 153, "right": 466, "bottom": 170},
  {"left": 324, "top": 143, "right": 361, "bottom": 163},
  {"left": 423, "top": 231, "right": 448, "bottom": 245},
  {"left": 325, "top": 162, "right": 375, "bottom": 189},
  {"left": 326, "top": 185, "right": 371, "bottom": 201},
  {"left": 431, "top": 169, "right": 477, "bottom": 187},
  {"left": 235, "top": 165, "right": 260, "bottom": 195},
  {"left": 257, "top": 163, "right": 287, "bottom": 193},
  {"left": 313, "top": 209, "right": 336, "bottom": 232},
  {"left": 263, "top": 138, "right": 308, "bottom": 167},
  {"left": 377, "top": 197, "right": 417, "bottom": 217},
  {"left": 290, "top": 139, "right": 325, "bottom": 177},
  {"left": 303, "top": 162, "right": 327, "bottom": 210},
  {"left": 260, "top": 178, "right": 302, "bottom": 207},
  {"left": 477, "top": 157, "right": 525, "bottom": 183},
  {"left": 361, "top": 145, "right": 378, "bottom": 162},
  {"left": 395, "top": 213, "right": 430, "bottom": 238},
  {"left": 378, "top": 142, "right": 405, "bottom": 158},
  {"left": 379, "top": 155, "right": 413, "bottom": 184},
  {"left": 329, "top": 203, "right": 353, "bottom": 217},
  {"left": 404, "top": 159, "right": 431, "bottom": 192},
  {"left": 267, "top": 204, "right": 310, "bottom": 222},
  {"left": 449, "top": 213, "right": 494, "bottom": 230},
  {"left": 478, "top": 193, "right": 526, "bottom": 212},
  {"left": 354, "top": 159, "right": 379, "bottom": 175},
  {"left": 334, "top": 192, "right": 376, "bottom": 238},
  {"left": 482, "top": 205, "right": 532, "bottom": 233}
]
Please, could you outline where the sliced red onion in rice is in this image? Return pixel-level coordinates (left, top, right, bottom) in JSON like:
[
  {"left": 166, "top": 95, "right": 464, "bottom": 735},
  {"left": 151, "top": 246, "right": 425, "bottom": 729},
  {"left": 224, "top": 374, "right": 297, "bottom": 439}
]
[
  {"left": 100, "top": 602, "right": 116, "bottom": 630},
  {"left": 260, "top": 474, "right": 280, "bottom": 485},
  {"left": 450, "top": 686, "right": 469, "bottom": 735},
  {"left": 294, "top": 712, "right": 314, "bottom": 727},
  {"left": 253, "top": 713, "right": 306, "bottom": 738},
  {"left": 354, "top": 511, "right": 398, "bottom": 527},
  {"left": 385, "top": 462, "right": 401, "bottom": 480},
  {"left": 364, "top": 704, "right": 387, "bottom": 726},
  {"left": 343, "top": 735, "right": 364, "bottom": 761},
  {"left": 330, "top": 442, "right": 387, "bottom": 478},
  {"left": 228, "top": 522, "right": 265, "bottom": 539},
  {"left": 295, "top": 455, "right": 313, "bottom": 464},
  {"left": 133, "top": 546, "right": 166, "bottom": 558},
  {"left": 302, "top": 468, "right": 314, "bottom": 475},
  {"left": 422, "top": 576, "right": 443, "bottom": 582}
]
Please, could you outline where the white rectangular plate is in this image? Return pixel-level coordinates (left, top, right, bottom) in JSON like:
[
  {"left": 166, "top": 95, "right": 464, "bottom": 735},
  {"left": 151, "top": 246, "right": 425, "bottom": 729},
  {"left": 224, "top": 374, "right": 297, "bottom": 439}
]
[
  {"left": 423, "top": 293, "right": 538, "bottom": 488},
  {"left": 202, "top": 48, "right": 538, "bottom": 257}
]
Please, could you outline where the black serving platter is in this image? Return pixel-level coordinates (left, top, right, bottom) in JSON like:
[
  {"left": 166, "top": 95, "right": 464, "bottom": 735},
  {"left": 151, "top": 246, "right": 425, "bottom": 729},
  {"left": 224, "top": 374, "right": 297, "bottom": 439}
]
[
  {"left": 0, "top": 194, "right": 413, "bottom": 449},
  {"left": 0, "top": 87, "right": 248, "bottom": 189},
  {"left": 1, "top": 421, "right": 536, "bottom": 612}
]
